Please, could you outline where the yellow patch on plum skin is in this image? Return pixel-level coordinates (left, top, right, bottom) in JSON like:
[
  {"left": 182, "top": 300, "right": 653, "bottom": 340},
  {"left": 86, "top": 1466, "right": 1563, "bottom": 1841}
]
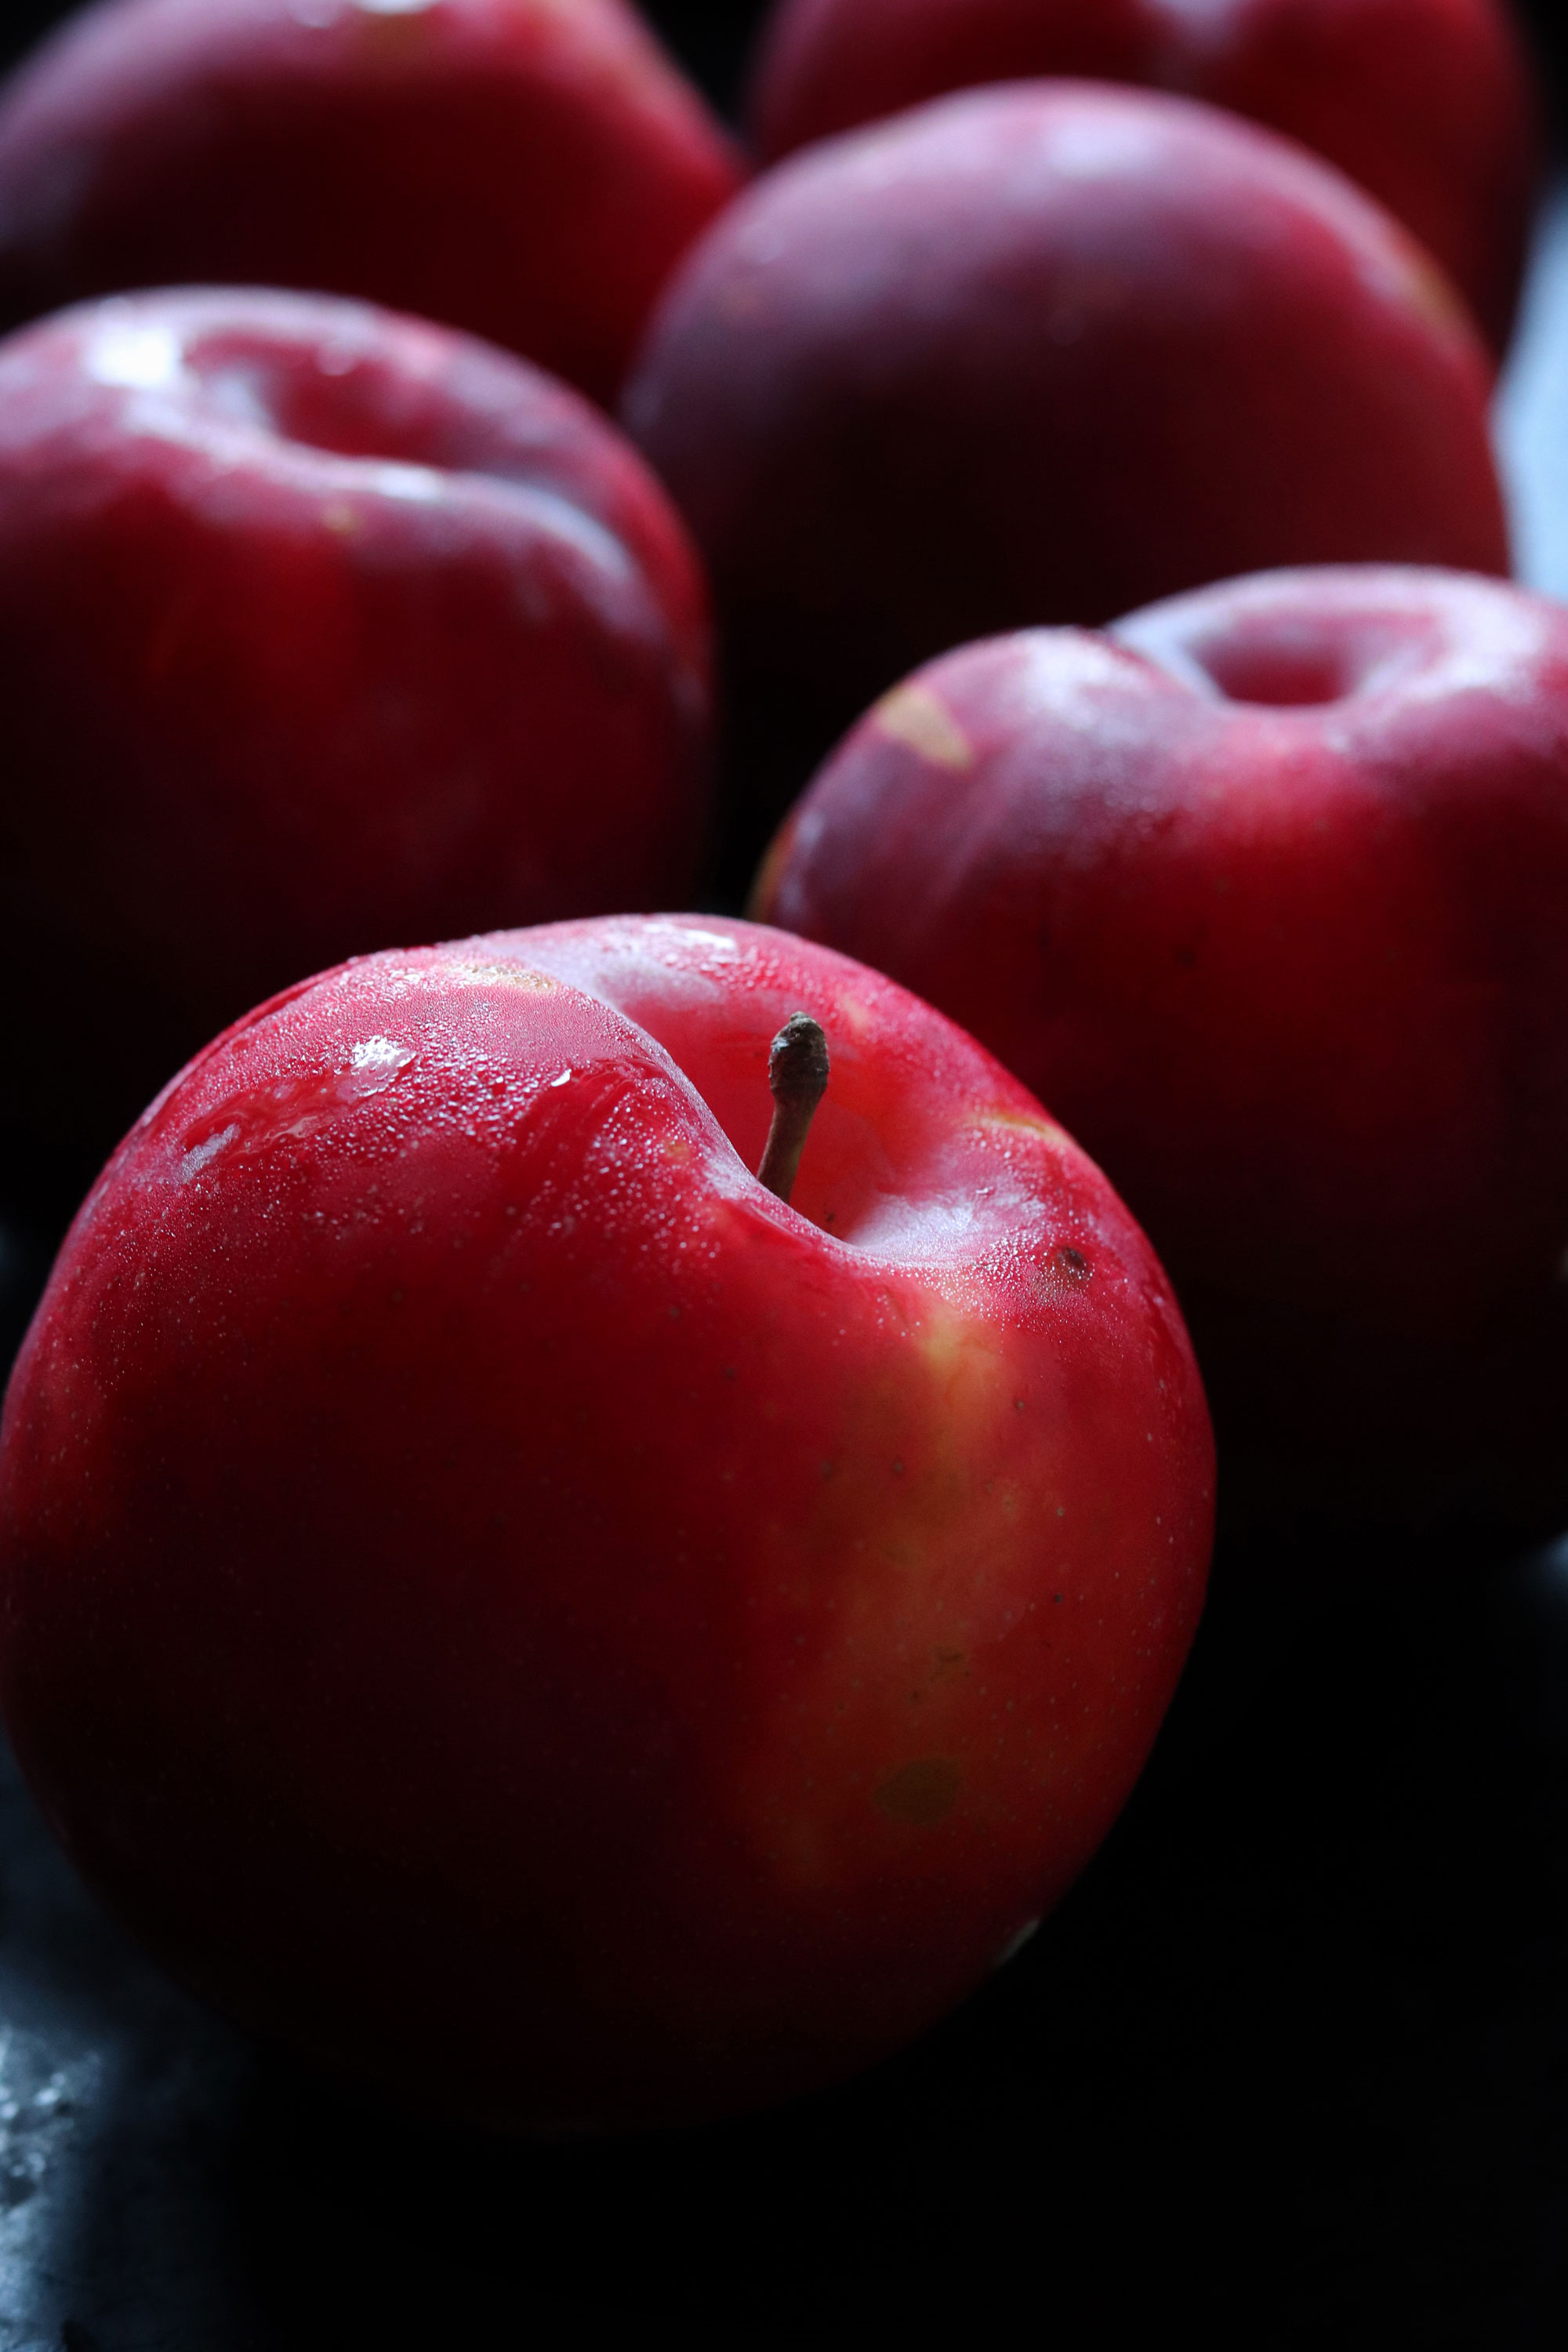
[
  {"left": 734, "top": 1300, "right": 1058, "bottom": 1894},
  {"left": 445, "top": 961, "right": 559, "bottom": 993},
  {"left": 873, "top": 681, "right": 975, "bottom": 771},
  {"left": 973, "top": 1107, "right": 1074, "bottom": 1152}
]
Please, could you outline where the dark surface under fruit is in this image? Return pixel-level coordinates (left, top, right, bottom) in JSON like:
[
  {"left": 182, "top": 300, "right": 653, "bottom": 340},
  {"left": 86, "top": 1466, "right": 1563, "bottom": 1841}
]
[
  {"left": 0, "top": 1527, "right": 1566, "bottom": 2345},
  {"left": 3, "top": 2, "right": 1568, "bottom": 2343}
]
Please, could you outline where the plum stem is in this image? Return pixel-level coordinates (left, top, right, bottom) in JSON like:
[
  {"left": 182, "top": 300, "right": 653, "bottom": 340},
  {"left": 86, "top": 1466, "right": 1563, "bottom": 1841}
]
[{"left": 756, "top": 1012, "right": 829, "bottom": 1206}]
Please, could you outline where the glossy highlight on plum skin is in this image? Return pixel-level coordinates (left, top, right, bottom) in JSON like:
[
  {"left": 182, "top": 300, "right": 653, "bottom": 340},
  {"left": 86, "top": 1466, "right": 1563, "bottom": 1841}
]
[{"left": 0, "top": 916, "right": 1213, "bottom": 2131}]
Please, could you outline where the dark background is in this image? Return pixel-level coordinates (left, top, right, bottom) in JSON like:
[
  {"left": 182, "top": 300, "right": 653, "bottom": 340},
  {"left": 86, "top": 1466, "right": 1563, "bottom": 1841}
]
[
  {"left": 4, "top": 0, "right": 1565, "bottom": 121},
  {"left": 0, "top": 2, "right": 768, "bottom": 93},
  {"left": 0, "top": 2, "right": 1567, "bottom": 2345}
]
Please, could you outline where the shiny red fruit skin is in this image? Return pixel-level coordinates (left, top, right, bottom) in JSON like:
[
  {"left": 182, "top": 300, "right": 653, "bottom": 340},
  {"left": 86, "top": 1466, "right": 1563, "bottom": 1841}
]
[
  {"left": 753, "top": 567, "right": 1568, "bottom": 1534},
  {"left": 0, "top": 286, "right": 713, "bottom": 1151},
  {"left": 750, "top": 0, "right": 1540, "bottom": 352},
  {"left": 623, "top": 84, "right": 1508, "bottom": 803},
  {"left": 0, "top": 916, "right": 1212, "bottom": 2130},
  {"left": 0, "top": 0, "right": 743, "bottom": 406}
]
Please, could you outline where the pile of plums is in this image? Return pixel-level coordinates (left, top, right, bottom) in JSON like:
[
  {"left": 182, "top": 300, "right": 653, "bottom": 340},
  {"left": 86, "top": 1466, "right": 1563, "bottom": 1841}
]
[{"left": 0, "top": 0, "right": 1556, "bottom": 2132}]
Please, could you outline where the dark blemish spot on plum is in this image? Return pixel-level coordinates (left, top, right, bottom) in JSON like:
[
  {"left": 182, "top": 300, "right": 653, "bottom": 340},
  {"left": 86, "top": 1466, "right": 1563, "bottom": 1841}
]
[
  {"left": 877, "top": 1757, "right": 960, "bottom": 1827},
  {"left": 1055, "top": 1246, "right": 1091, "bottom": 1283},
  {"left": 1173, "top": 946, "right": 1196, "bottom": 968},
  {"left": 892, "top": 1459, "right": 904, "bottom": 1476}
]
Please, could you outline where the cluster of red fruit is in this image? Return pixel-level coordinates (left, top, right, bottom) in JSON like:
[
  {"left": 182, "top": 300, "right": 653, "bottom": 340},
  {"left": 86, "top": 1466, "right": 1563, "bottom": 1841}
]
[{"left": 0, "top": 0, "right": 1555, "bottom": 2132}]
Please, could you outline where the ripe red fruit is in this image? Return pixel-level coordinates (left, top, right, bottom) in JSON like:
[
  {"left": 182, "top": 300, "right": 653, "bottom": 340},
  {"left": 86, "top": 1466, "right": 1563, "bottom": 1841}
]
[
  {"left": 0, "top": 0, "right": 743, "bottom": 406},
  {"left": 0, "top": 286, "right": 713, "bottom": 1152},
  {"left": 623, "top": 83, "right": 1508, "bottom": 834},
  {"left": 753, "top": 566, "right": 1568, "bottom": 1535},
  {"left": 750, "top": 0, "right": 1541, "bottom": 351},
  {"left": 0, "top": 916, "right": 1213, "bottom": 2129}
]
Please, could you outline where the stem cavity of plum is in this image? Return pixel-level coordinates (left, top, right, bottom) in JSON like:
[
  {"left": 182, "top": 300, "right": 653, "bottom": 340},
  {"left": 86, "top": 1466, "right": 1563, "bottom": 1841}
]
[{"left": 756, "top": 1012, "right": 829, "bottom": 1207}]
